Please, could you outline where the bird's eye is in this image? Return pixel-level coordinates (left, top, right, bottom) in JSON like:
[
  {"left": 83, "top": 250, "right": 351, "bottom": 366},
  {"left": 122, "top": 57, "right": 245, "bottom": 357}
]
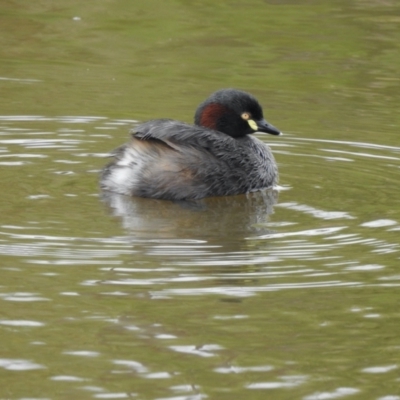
[{"left": 241, "top": 112, "right": 251, "bottom": 120}]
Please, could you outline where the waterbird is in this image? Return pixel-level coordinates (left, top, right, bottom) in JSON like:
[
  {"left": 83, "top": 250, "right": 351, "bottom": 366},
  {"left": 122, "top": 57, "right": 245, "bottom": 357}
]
[{"left": 100, "top": 89, "right": 281, "bottom": 200}]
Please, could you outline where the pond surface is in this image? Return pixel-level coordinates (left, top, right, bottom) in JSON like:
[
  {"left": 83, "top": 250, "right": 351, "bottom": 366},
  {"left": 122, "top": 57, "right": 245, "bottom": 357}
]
[{"left": 1, "top": 1, "right": 400, "bottom": 399}]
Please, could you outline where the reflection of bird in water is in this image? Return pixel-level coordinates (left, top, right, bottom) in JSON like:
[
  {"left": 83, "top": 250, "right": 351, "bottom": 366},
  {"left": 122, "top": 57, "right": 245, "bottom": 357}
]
[
  {"left": 101, "top": 189, "right": 279, "bottom": 241},
  {"left": 100, "top": 89, "right": 280, "bottom": 201}
]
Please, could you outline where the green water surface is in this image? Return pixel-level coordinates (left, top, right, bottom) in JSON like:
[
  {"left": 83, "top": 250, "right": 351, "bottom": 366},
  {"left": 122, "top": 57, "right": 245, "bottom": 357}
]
[{"left": 1, "top": 1, "right": 400, "bottom": 399}]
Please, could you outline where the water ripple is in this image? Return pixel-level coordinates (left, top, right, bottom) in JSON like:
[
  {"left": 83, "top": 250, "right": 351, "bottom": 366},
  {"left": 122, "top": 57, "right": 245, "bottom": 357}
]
[
  {"left": 0, "top": 320, "right": 44, "bottom": 327},
  {"left": 0, "top": 358, "right": 46, "bottom": 371}
]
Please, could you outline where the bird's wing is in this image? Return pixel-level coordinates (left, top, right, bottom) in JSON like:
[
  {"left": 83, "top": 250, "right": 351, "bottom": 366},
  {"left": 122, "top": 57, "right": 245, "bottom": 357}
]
[{"left": 131, "top": 119, "right": 234, "bottom": 155}]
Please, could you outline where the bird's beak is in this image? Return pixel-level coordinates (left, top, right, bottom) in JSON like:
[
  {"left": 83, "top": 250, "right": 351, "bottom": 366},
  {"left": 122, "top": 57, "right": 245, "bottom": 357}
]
[{"left": 255, "top": 119, "right": 282, "bottom": 136}]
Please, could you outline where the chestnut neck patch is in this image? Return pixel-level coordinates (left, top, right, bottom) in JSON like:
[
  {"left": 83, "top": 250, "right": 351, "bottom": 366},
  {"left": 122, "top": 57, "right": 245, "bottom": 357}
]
[{"left": 199, "top": 103, "right": 229, "bottom": 130}]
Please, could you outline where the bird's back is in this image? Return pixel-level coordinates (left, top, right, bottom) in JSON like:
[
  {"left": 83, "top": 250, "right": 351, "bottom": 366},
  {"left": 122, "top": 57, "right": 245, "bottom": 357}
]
[{"left": 100, "top": 119, "right": 278, "bottom": 200}]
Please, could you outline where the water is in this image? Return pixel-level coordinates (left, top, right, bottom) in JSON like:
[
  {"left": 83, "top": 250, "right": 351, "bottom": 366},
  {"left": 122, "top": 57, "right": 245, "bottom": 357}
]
[{"left": 1, "top": 1, "right": 400, "bottom": 399}]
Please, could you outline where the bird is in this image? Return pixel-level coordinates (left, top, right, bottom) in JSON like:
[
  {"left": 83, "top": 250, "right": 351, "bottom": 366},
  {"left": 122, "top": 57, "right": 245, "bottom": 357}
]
[{"left": 100, "top": 89, "right": 281, "bottom": 201}]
